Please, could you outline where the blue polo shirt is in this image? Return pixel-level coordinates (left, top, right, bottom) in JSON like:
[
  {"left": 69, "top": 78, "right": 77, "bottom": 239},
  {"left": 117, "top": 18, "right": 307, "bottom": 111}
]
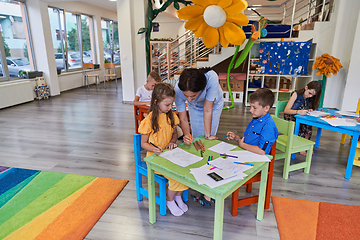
[{"left": 244, "top": 113, "right": 279, "bottom": 154}]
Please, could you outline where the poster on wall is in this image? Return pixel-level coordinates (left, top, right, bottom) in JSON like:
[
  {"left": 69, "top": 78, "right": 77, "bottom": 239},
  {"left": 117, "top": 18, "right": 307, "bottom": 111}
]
[
  {"left": 152, "top": 22, "right": 159, "bottom": 32},
  {"left": 259, "top": 42, "right": 312, "bottom": 76}
]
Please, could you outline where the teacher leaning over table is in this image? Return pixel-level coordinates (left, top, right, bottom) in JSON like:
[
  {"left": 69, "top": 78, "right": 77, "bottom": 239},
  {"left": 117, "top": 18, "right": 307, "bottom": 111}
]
[{"left": 175, "top": 68, "right": 224, "bottom": 143}]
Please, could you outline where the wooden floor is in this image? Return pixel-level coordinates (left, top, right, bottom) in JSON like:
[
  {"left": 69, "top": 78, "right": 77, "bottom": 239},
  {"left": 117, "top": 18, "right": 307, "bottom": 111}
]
[{"left": 1, "top": 80, "right": 360, "bottom": 240}]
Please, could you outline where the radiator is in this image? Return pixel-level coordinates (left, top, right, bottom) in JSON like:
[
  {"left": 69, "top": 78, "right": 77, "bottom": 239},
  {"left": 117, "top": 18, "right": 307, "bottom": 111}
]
[{"left": 0, "top": 81, "right": 34, "bottom": 109}]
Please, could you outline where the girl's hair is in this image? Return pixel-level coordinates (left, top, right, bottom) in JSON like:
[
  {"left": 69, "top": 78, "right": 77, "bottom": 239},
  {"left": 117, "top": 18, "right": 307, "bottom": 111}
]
[
  {"left": 148, "top": 71, "right": 162, "bottom": 83},
  {"left": 149, "top": 83, "right": 176, "bottom": 133},
  {"left": 295, "top": 81, "right": 322, "bottom": 110},
  {"left": 178, "top": 68, "right": 211, "bottom": 92}
]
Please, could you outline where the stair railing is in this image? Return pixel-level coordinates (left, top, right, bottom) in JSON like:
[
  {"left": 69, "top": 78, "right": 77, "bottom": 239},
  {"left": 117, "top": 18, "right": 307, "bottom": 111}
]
[{"left": 151, "top": 30, "right": 220, "bottom": 83}]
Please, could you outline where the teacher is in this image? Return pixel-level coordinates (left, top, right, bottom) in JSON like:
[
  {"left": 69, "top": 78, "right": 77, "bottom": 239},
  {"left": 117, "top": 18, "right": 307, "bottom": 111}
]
[{"left": 175, "top": 68, "right": 224, "bottom": 144}]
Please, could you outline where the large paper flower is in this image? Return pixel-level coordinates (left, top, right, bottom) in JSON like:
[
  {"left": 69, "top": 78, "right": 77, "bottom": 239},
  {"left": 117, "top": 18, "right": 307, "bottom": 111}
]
[
  {"left": 312, "top": 53, "right": 343, "bottom": 78},
  {"left": 177, "top": 0, "right": 249, "bottom": 48}
]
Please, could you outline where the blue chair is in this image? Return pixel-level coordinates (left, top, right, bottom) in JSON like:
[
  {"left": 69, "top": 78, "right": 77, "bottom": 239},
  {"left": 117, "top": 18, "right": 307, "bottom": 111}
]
[{"left": 134, "top": 134, "right": 188, "bottom": 216}]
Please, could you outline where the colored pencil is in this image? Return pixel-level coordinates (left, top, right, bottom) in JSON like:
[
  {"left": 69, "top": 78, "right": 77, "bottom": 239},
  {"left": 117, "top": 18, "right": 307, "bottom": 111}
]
[
  {"left": 234, "top": 162, "right": 254, "bottom": 166},
  {"left": 149, "top": 142, "right": 159, "bottom": 149},
  {"left": 220, "top": 153, "right": 238, "bottom": 158}
]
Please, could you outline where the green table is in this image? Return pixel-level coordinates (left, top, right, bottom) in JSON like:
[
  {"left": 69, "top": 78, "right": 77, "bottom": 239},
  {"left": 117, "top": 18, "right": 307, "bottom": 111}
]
[{"left": 144, "top": 137, "right": 270, "bottom": 240}]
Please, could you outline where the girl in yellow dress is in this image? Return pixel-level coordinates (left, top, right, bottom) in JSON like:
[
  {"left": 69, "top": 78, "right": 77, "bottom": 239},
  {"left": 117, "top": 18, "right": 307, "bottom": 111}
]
[{"left": 138, "top": 83, "right": 189, "bottom": 216}]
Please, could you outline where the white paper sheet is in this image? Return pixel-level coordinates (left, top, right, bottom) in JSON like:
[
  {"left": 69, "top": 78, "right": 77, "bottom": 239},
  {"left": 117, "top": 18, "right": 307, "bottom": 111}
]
[
  {"left": 159, "top": 147, "right": 203, "bottom": 167},
  {"left": 321, "top": 117, "right": 358, "bottom": 127},
  {"left": 190, "top": 164, "right": 248, "bottom": 188},
  {"left": 208, "top": 142, "right": 237, "bottom": 153},
  {"left": 208, "top": 157, "right": 252, "bottom": 173},
  {"left": 336, "top": 111, "right": 359, "bottom": 118},
  {"left": 307, "top": 111, "right": 330, "bottom": 117},
  {"left": 224, "top": 150, "right": 271, "bottom": 162}
]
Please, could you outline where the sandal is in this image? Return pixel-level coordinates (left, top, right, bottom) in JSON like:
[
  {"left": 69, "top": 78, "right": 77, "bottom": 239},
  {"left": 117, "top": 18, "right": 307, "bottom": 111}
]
[{"left": 191, "top": 194, "right": 212, "bottom": 207}]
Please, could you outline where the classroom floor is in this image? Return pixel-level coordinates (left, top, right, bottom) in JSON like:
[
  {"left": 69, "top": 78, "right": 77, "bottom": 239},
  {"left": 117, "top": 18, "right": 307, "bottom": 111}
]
[{"left": 0, "top": 80, "right": 359, "bottom": 240}]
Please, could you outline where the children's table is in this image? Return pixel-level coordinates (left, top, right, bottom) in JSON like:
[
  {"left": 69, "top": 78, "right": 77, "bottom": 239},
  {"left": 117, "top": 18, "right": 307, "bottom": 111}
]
[
  {"left": 144, "top": 137, "right": 270, "bottom": 240},
  {"left": 294, "top": 109, "right": 360, "bottom": 179}
]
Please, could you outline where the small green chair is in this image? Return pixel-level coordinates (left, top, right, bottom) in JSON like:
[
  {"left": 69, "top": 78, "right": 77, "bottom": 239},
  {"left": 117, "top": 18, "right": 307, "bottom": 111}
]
[
  {"left": 275, "top": 100, "right": 288, "bottom": 118},
  {"left": 271, "top": 115, "right": 315, "bottom": 179}
]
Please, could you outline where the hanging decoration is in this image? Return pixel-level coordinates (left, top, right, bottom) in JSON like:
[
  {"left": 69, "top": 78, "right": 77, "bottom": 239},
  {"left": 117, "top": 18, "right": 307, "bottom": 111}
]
[
  {"left": 176, "top": 0, "right": 249, "bottom": 48},
  {"left": 312, "top": 53, "right": 343, "bottom": 107}
]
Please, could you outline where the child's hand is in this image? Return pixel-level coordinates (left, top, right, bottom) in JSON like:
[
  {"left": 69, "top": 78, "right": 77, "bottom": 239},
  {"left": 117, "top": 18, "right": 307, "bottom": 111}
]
[
  {"left": 238, "top": 137, "right": 245, "bottom": 148},
  {"left": 166, "top": 142, "right": 177, "bottom": 150},
  {"left": 308, "top": 109, "right": 314, "bottom": 112},
  {"left": 298, "top": 110, "right": 308, "bottom": 115},
  {"left": 226, "top": 132, "right": 235, "bottom": 140},
  {"left": 153, "top": 146, "right": 163, "bottom": 155},
  {"left": 357, "top": 117, "right": 360, "bottom": 123},
  {"left": 183, "top": 134, "right": 193, "bottom": 145}
]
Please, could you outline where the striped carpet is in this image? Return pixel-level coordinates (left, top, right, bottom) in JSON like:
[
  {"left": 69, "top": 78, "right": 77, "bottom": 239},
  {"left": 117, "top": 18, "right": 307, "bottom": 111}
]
[{"left": 0, "top": 166, "right": 128, "bottom": 240}]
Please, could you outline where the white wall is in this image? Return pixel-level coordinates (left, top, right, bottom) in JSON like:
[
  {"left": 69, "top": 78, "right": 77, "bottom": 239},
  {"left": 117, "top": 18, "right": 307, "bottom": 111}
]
[
  {"left": 322, "top": 0, "right": 360, "bottom": 109},
  {"left": 151, "top": 12, "right": 183, "bottom": 39},
  {"left": 341, "top": 10, "right": 360, "bottom": 111},
  {"left": 117, "top": 0, "right": 147, "bottom": 102}
]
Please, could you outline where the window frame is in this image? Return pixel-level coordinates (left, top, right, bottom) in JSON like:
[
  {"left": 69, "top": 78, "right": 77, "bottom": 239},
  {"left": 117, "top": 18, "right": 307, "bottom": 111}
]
[
  {"left": 48, "top": 6, "right": 96, "bottom": 73},
  {"left": 101, "top": 18, "right": 120, "bottom": 65},
  {"left": 0, "top": 0, "right": 35, "bottom": 82}
]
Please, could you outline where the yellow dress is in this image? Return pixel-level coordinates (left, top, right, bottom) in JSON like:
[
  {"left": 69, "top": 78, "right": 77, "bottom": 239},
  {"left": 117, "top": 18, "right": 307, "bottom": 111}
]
[{"left": 138, "top": 112, "right": 188, "bottom": 191}]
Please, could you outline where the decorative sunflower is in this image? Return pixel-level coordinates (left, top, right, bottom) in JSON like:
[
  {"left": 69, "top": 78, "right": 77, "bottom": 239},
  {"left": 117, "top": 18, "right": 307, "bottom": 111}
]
[
  {"left": 176, "top": 0, "right": 249, "bottom": 48},
  {"left": 312, "top": 53, "right": 343, "bottom": 78}
]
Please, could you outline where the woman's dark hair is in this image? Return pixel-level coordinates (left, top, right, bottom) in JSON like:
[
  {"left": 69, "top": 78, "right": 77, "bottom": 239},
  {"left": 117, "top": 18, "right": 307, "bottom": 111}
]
[
  {"left": 295, "top": 81, "right": 322, "bottom": 110},
  {"left": 150, "top": 83, "right": 176, "bottom": 133},
  {"left": 178, "top": 68, "right": 210, "bottom": 92}
]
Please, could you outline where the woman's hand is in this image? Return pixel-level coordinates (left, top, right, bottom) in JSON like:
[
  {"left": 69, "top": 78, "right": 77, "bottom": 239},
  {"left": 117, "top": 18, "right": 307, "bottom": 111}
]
[
  {"left": 183, "top": 134, "right": 193, "bottom": 145},
  {"left": 357, "top": 117, "right": 360, "bottom": 123},
  {"left": 207, "top": 135, "right": 218, "bottom": 140},
  {"left": 153, "top": 146, "right": 163, "bottom": 155},
  {"left": 166, "top": 142, "right": 177, "bottom": 150}
]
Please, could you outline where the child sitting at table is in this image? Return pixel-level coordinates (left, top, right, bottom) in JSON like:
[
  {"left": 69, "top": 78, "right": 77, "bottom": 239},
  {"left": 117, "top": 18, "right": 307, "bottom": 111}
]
[
  {"left": 138, "top": 83, "right": 189, "bottom": 217},
  {"left": 226, "top": 88, "right": 278, "bottom": 155},
  {"left": 283, "top": 81, "right": 322, "bottom": 155},
  {"left": 134, "top": 71, "right": 162, "bottom": 106}
]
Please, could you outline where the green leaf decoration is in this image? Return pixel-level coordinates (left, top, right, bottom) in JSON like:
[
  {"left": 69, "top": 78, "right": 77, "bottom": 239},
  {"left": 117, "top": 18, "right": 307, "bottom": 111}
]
[
  {"left": 234, "top": 39, "right": 255, "bottom": 69},
  {"left": 138, "top": 27, "right": 147, "bottom": 34},
  {"left": 174, "top": 2, "right": 180, "bottom": 10}
]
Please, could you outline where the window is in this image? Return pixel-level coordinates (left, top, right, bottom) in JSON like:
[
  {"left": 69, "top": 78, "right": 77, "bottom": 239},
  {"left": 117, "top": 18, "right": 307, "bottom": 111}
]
[
  {"left": 48, "top": 7, "right": 96, "bottom": 72},
  {"left": 101, "top": 18, "right": 120, "bottom": 64},
  {"left": 0, "top": 0, "right": 35, "bottom": 80}
]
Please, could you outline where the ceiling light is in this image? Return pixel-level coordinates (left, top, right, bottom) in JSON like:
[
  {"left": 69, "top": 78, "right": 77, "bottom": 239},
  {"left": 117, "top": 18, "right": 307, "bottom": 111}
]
[
  {"left": 109, "top": 0, "right": 117, "bottom": 1},
  {"left": 0, "top": 16, "right": 6, "bottom": 19}
]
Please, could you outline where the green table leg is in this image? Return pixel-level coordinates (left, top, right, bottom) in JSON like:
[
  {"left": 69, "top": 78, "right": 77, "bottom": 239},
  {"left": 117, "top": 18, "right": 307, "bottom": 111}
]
[
  {"left": 256, "top": 162, "right": 269, "bottom": 221},
  {"left": 213, "top": 195, "right": 224, "bottom": 240},
  {"left": 147, "top": 164, "right": 156, "bottom": 224}
]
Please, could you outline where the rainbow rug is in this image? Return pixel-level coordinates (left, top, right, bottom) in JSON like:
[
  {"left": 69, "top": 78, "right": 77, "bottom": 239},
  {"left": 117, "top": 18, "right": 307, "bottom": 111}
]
[
  {"left": 273, "top": 196, "right": 360, "bottom": 240},
  {"left": 0, "top": 166, "right": 128, "bottom": 240}
]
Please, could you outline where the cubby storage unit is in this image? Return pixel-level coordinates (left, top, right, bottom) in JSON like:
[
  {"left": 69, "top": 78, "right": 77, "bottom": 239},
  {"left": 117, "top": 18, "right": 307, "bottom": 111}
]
[{"left": 244, "top": 42, "right": 316, "bottom": 107}]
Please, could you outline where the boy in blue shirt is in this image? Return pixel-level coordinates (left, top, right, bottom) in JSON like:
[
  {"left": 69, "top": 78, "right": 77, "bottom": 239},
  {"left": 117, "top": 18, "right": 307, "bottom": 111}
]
[{"left": 227, "top": 88, "right": 278, "bottom": 155}]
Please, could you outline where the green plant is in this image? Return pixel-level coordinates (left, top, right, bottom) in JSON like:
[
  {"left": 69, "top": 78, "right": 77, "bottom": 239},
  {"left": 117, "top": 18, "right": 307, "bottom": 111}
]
[
  {"left": 104, "top": 59, "right": 111, "bottom": 63},
  {"left": 18, "top": 70, "right": 28, "bottom": 78},
  {"left": 2, "top": 35, "right": 11, "bottom": 57}
]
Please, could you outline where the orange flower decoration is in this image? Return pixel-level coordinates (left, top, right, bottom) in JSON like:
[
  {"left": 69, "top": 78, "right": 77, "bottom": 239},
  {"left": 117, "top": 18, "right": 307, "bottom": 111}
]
[
  {"left": 176, "top": 0, "right": 249, "bottom": 48},
  {"left": 312, "top": 53, "right": 343, "bottom": 78}
]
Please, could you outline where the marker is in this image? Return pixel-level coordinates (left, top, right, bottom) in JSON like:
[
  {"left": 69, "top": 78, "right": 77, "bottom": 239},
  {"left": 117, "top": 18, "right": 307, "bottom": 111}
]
[
  {"left": 149, "top": 142, "right": 159, "bottom": 149},
  {"left": 234, "top": 162, "right": 254, "bottom": 166},
  {"left": 207, "top": 156, "right": 211, "bottom": 165},
  {"left": 220, "top": 153, "right": 238, "bottom": 158},
  {"left": 221, "top": 135, "right": 228, "bottom": 138}
]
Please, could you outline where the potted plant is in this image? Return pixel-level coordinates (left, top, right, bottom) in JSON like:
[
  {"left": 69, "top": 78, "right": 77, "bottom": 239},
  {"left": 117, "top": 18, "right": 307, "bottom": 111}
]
[{"left": 19, "top": 70, "right": 43, "bottom": 79}]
